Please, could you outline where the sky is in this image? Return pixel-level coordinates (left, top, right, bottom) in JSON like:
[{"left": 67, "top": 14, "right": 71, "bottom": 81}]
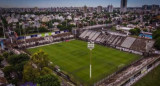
[{"left": 0, "top": 0, "right": 160, "bottom": 8}]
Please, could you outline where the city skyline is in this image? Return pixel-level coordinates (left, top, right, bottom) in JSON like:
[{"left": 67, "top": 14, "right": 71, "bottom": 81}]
[{"left": 0, "top": 0, "right": 160, "bottom": 8}]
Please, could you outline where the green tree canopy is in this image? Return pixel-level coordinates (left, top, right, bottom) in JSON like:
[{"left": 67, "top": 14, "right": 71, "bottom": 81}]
[
  {"left": 7, "top": 54, "right": 30, "bottom": 65},
  {"left": 23, "top": 62, "right": 40, "bottom": 82},
  {"left": 143, "top": 28, "right": 148, "bottom": 32},
  {"left": 31, "top": 50, "right": 50, "bottom": 69},
  {"left": 0, "top": 55, "right": 4, "bottom": 63},
  {"left": 57, "top": 24, "right": 75, "bottom": 31},
  {"left": 35, "top": 74, "right": 60, "bottom": 86},
  {"left": 129, "top": 27, "right": 141, "bottom": 36},
  {"left": 3, "top": 66, "right": 14, "bottom": 77},
  {"left": 153, "top": 29, "right": 160, "bottom": 50},
  {"left": 154, "top": 37, "right": 160, "bottom": 50},
  {"left": 3, "top": 53, "right": 30, "bottom": 84},
  {"left": 38, "top": 27, "right": 49, "bottom": 33},
  {"left": 153, "top": 29, "right": 160, "bottom": 39},
  {"left": 23, "top": 50, "right": 57, "bottom": 84},
  {"left": 3, "top": 52, "right": 10, "bottom": 58}
]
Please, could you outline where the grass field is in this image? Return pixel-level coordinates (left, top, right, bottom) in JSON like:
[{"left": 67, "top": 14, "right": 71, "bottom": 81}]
[
  {"left": 133, "top": 65, "right": 160, "bottom": 86},
  {"left": 28, "top": 40, "right": 140, "bottom": 85}
]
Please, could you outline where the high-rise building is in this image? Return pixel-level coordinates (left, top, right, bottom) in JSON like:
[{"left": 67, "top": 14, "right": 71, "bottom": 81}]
[
  {"left": 97, "top": 6, "right": 102, "bottom": 13},
  {"left": 108, "top": 5, "right": 113, "bottom": 13},
  {"left": 155, "top": 9, "right": 159, "bottom": 15},
  {"left": 140, "top": 15, "right": 143, "bottom": 23},
  {"left": 89, "top": 7, "right": 94, "bottom": 12},
  {"left": 142, "top": 5, "right": 149, "bottom": 10},
  {"left": 142, "top": 4, "right": 159, "bottom": 10},
  {"left": 152, "top": 4, "right": 159, "bottom": 10},
  {"left": 34, "top": 7, "right": 38, "bottom": 12},
  {"left": 83, "top": 5, "right": 88, "bottom": 13},
  {"left": 120, "top": 0, "right": 127, "bottom": 13}
]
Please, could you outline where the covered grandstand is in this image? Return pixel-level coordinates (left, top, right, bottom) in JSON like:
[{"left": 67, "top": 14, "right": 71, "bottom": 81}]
[{"left": 79, "top": 30, "right": 155, "bottom": 55}]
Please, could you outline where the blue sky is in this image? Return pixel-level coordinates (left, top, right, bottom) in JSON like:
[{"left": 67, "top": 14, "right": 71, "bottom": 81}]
[{"left": 0, "top": 0, "right": 160, "bottom": 8}]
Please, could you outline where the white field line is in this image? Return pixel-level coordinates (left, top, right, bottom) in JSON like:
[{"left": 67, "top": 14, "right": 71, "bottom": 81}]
[{"left": 27, "top": 39, "right": 75, "bottom": 49}]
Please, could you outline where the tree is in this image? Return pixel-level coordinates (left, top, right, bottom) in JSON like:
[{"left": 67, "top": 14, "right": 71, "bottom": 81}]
[
  {"left": 143, "top": 28, "right": 148, "bottom": 32},
  {"left": 0, "top": 27, "right": 3, "bottom": 37},
  {"left": 153, "top": 29, "right": 160, "bottom": 50},
  {"left": 41, "top": 67, "right": 53, "bottom": 75},
  {"left": 3, "top": 53, "right": 30, "bottom": 84},
  {"left": 7, "top": 54, "right": 30, "bottom": 65},
  {"left": 23, "top": 50, "right": 56, "bottom": 83},
  {"left": 153, "top": 29, "right": 160, "bottom": 39},
  {"left": 129, "top": 28, "right": 141, "bottom": 36},
  {"left": 14, "top": 61, "right": 28, "bottom": 72},
  {"left": 0, "top": 55, "right": 4, "bottom": 67},
  {"left": 23, "top": 62, "right": 40, "bottom": 82},
  {"left": 154, "top": 37, "right": 160, "bottom": 50},
  {"left": 152, "top": 29, "right": 160, "bottom": 50},
  {"left": 3, "top": 66, "right": 14, "bottom": 79},
  {"left": 3, "top": 52, "right": 10, "bottom": 58},
  {"left": 105, "top": 19, "right": 111, "bottom": 24},
  {"left": 57, "top": 24, "right": 75, "bottom": 31},
  {"left": 0, "top": 55, "right": 4, "bottom": 63},
  {"left": 111, "top": 26, "right": 116, "bottom": 31},
  {"left": 98, "top": 21, "right": 103, "bottom": 24},
  {"left": 1, "top": 16, "right": 8, "bottom": 28},
  {"left": 90, "top": 21, "right": 96, "bottom": 25},
  {"left": 129, "top": 29, "right": 137, "bottom": 35},
  {"left": 122, "top": 23, "right": 127, "bottom": 27},
  {"left": 31, "top": 50, "right": 50, "bottom": 69},
  {"left": 48, "top": 22, "right": 53, "bottom": 28},
  {"left": 35, "top": 74, "right": 60, "bottom": 86},
  {"left": 62, "top": 21, "right": 67, "bottom": 26},
  {"left": 38, "top": 27, "right": 49, "bottom": 33}
]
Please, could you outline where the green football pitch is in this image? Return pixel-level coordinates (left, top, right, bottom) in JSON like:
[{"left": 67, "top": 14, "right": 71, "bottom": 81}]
[{"left": 28, "top": 40, "right": 140, "bottom": 85}]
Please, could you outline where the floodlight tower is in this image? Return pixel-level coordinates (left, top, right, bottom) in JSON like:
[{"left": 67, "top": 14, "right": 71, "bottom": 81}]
[{"left": 87, "top": 41, "right": 94, "bottom": 78}]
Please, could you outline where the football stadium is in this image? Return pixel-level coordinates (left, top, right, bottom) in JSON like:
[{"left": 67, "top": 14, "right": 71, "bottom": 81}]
[
  {"left": 2, "top": 27, "right": 160, "bottom": 86},
  {"left": 1, "top": 0, "right": 160, "bottom": 86},
  {"left": 28, "top": 40, "right": 140, "bottom": 85}
]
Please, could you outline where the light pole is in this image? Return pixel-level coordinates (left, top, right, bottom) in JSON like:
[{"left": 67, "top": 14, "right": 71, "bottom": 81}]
[
  {"left": 87, "top": 41, "right": 94, "bottom": 79},
  {"left": 22, "top": 24, "right": 27, "bottom": 48},
  {"left": 66, "top": 20, "right": 67, "bottom": 27},
  {"left": 19, "top": 22, "right": 22, "bottom": 36},
  {"left": 1, "top": 19, "right": 6, "bottom": 38}
]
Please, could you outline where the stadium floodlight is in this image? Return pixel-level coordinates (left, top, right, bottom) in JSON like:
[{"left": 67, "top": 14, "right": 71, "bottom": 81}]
[
  {"left": 87, "top": 41, "right": 94, "bottom": 79},
  {"left": 88, "top": 41, "right": 94, "bottom": 50}
]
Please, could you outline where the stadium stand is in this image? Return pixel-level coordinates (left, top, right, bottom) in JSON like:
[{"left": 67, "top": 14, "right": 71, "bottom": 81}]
[
  {"left": 117, "top": 36, "right": 126, "bottom": 46},
  {"left": 79, "top": 30, "right": 88, "bottom": 38},
  {"left": 91, "top": 32, "right": 101, "bottom": 41},
  {"left": 130, "top": 39, "right": 155, "bottom": 53},
  {"left": 105, "top": 35, "right": 111, "bottom": 42},
  {"left": 109, "top": 35, "right": 117, "bottom": 44},
  {"left": 121, "top": 37, "right": 136, "bottom": 49},
  {"left": 79, "top": 30, "right": 155, "bottom": 55},
  {"left": 88, "top": 31, "right": 97, "bottom": 40},
  {"left": 14, "top": 32, "right": 73, "bottom": 49},
  {"left": 115, "top": 36, "right": 123, "bottom": 45},
  {"left": 83, "top": 30, "right": 92, "bottom": 39},
  {"left": 100, "top": 35, "right": 106, "bottom": 43},
  {"left": 95, "top": 34, "right": 103, "bottom": 43},
  {"left": 112, "top": 36, "right": 120, "bottom": 45}
]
